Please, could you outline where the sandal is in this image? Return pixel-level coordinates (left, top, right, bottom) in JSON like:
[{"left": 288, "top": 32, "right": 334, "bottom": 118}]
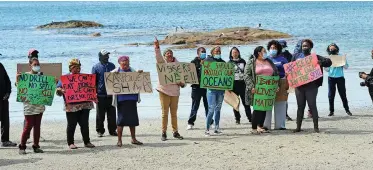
[
  {"left": 250, "top": 130, "right": 261, "bottom": 135},
  {"left": 117, "top": 141, "right": 123, "bottom": 147},
  {"left": 131, "top": 140, "right": 143, "bottom": 145},
  {"left": 69, "top": 144, "right": 78, "bottom": 150}
]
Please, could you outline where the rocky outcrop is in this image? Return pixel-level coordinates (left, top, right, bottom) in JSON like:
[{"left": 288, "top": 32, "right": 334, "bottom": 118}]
[
  {"left": 91, "top": 32, "right": 101, "bottom": 37},
  {"left": 37, "top": 20, "right": 103, "bottom": 29},
  {"left": 159, "top": 27, "right": 291, "bottom": 46}
]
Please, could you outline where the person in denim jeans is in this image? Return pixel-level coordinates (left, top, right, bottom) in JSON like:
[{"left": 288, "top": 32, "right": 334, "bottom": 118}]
[
  {"left": 187, "top": 47, "right": 210, "bottom": 130},
  {"left": 204, "top": 46, "right": 225, "bottom": 136}
]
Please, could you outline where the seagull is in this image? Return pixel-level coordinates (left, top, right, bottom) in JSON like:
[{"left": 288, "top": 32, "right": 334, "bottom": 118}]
[{"left": 219, "top": 33, "right": 224, "bottom": 37}]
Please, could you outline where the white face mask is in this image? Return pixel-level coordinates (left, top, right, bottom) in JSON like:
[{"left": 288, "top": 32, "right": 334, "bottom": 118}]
[{"left": 32, "top": 66, "right": 40, "bottom": 72}]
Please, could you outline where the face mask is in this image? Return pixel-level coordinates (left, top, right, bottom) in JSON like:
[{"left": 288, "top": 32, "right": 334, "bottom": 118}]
[
  {"left": 329, "top": 50, "right": 338, "bottom": 55},
  {"left": 32, "top": 66, "right": 40, "bottom": 72},
  {"left": 302, "top": 49, "right": 311, "bottom": 55},
  {"left": 99, "top": 55, "right": 109, "bottom": 63},
  {"left": 262, "top": 53, "right": 268, "bottom": 59},
  {"left": 200, "top": 53, "right": 206, "bottom": 60},
  {"left": 214, "top": 54, "right": 221, "bottom": 59},
  {"left": 232, "top": 58, "right": 240, "bottom": 61},
  {"left": 269, "top": 50, "right": 277, "bottom": 57}
]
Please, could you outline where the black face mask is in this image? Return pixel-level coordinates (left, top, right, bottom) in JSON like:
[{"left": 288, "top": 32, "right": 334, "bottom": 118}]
[
  {"left": 329, "top": 49, "right": 338, "bottom": 55},
  {"left": 99, "top": 55, "right": 109, "bottom": 63},
  {"left": 302, "top": 49, "right": 311, "bottom": 55}
]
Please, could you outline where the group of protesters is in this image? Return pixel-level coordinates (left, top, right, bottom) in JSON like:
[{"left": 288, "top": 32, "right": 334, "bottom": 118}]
[{"left": 1, "top": 37, "right": 370, "bottom": 155}]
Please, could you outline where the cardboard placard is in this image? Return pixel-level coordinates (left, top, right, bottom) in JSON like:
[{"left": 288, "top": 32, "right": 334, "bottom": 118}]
[
  {"left": 224, "top": 90, "right": 240, "bottom": 111},
  {"left": 284, "top": 54, "right": 323, "bottom": 88},
  {"left": 275, "top": 79, "right": 289, "bottom": 102},
  {"left": 16, "top": 73, "right": 56, "bottom": 106},
  {"left": 200, "top": 62, "right": 235, "bottom": 90},
  {"left": 329, "top": 55, "right": 346, "bottom": 67},
  {"left": 61, "top": 74, "right": 97, "bottom": 103},
  {"left": 253, "top": 76, "right": 279, "bottom": 111},
  {"left": 17, "top": 63, "right": 62, "bottom": 79},
  {"left": 104, "top": 72, "right": 153, "bottom": 94},
  {"left": 156, "top": 62, "right": 198, "bottom": 85}
]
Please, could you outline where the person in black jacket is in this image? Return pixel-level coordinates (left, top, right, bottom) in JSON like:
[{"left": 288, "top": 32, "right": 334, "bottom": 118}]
[
  {"left": 0, "top": 62, "right": 17, "bottom": 147},
  {"left": 292, "top": 39, "right": 332, "bottom": 133},
  {"left": 228, "top": 47, "right": 251, "bottom": 124},
  {"left": 359, "top": 49, "right": 373, "bottom": 102},
  {"left": 278, "top": 40, "right": 293, "bottom": 121},
  {"left": 187, "top": 47, "right": 210, "bottom": 130}
]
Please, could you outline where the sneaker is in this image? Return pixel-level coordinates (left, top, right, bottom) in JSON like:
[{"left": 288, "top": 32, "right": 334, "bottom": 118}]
[
  {"left": 97, "top": 132, "right": 104, "bottom": 138},
  {"left": 328, "top": 112, "right": 334, "bottom": 116},
  {"left": 186, "top": 124, "right": 193, "bottom": 130},
  {"left": 314, "top": 128, "right": 320, "bottom": 133},
  {"left": 286, "top": 115, "right": 293, "bottom": 121},
  {"left": 33, "top": 148, "right": 44, "bottom": 153},
  {"left": 19, "top": 149, "right": 26, "bottom": 155},
  {"left": 2, "top": 141, "right": 17, "bottom": 147},
  {"left": 110, "top": 132, "right": 118, "bottom": 136},
  {"left": 161, "top": 133, "right": 167, "bottom": 141},
  {"left": 85, "top": 143, "right": 95, "bottom": 148},
  {"left": 235, "top": 120, "right": 240, "bottom": 125},
  {"left": 205, "top": 131, "right": 210, "bottom": 137},
  {"left": 346, "top": 111, "right": 352, "bottom": 116},
  {"left": 214, "top": 129, "right": 222, "bottom": 135},
  {"left": 173, "top": 132, "right": 184, "bottom": 140}
]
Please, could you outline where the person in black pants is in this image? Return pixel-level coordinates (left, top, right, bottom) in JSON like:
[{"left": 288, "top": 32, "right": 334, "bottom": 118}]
[
  {"left": 92, "top": 50, "right": 117, "bottom": 137},
  {"left": 187, "top": 47, "right": 209, "bottom": 130},
  {"left": 278, "top": 40, "right": 293, "bottom": 121},
  {"left": 324, "top": 43, "right": 352, "bottom": 116},
  {"left": 292, "top": 39, "right": 332, "bottom": 133},
  {"left": 0, "top": 62, "right": 17, "bottom": 147},
  {"left": 359, "top": 49, "right": 373, "bottom": 102},
  {"left": 228, "top": 47, "right": 251, "bottom": 124}
]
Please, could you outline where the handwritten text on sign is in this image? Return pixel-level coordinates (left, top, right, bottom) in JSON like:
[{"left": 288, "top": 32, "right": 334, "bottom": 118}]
[
  {"left": 329, "top": 55, "right": 346, "bottom": 67},
  {"left": 284, "top": 54, "right": 322, "bottom": 88},
  {"left": 156, "top": 62, "right": 198, "bottom": 85},
  {"left": 200, "top": 62, "right": 234, "bottom": 90},
  {"left": 17, "top": 74, "right": 56, "bottom": 106},
  {"left": 104, "top": 72, "right": 153, "bottom": 94},
  {"left": 253, "top": 76, "right": 279, "bottom": 111},
  {"left": 61, "top": 74, "right": 97, "bottom": 103}
]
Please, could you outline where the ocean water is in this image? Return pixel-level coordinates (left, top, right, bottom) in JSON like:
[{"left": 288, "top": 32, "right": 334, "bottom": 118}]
[{"left": 0, "top": 1, "right": 372, "bottom": 121}]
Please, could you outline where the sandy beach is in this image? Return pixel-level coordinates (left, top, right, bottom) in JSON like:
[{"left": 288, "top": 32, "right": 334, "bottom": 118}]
[{"left": 1, "top": 106, "right": 373, "bottom": 170}]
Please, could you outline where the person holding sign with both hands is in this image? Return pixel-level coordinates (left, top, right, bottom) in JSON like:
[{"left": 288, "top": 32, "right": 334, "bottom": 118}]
[
  {"left": 111, "top": 56, "right": 143, "bottom": 147},
  {"left": 291, "top": 39, "right": 332, "bottom": 133},
  {"left": 244, "top": 46, "right": 279, "bottom": 134},
  {"left": 56, "top": 59, "right": 95, "bottom": 149},
  {"left": 154, "top": 37, "right": 185, "bottom": 141},
  {"left": 324, "top": 43, "right": 352, "bottom": 116}
]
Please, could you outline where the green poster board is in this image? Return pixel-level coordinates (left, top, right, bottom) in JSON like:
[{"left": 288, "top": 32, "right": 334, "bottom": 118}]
[
  {"left": 16, "top": 73, "right": 56, "bottom": 106},
  {"left": 253, "top": 75, "right": 280, "bottom": 111},
  {"left": 200, "top": 62, "right": 234, "bottom": 90}
]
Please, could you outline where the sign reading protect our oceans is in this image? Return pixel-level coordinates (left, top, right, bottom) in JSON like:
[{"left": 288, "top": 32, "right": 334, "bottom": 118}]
[
  {"left": 16, "top": 73, "right": 56, "bottom": 106},
  {"left": 253, "top": 75, "right": 279, "bottom": 111},
  {"left": 200, "top": 62, "right": 234, "bottom": 90}
]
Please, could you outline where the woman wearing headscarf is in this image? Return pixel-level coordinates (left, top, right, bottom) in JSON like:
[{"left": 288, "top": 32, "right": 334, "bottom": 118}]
[
  {"left": 228, "top": 47, "right": 251, "bottom": 124},
  {"left": 244, "top": 46, "right": 279, "bottom": 134},
  {"left": 264, "top": 40, "right": 288, "bottom": 130},
  {"left": 111, "top": 56, "right": 143, "bottom": 147},
  {"left": 56, "top": 59, "right": 95, "bottom": 149},
  {"left": 154, "top": 37, "right": 185, "bottom": 141},
  {"left": 292, "top": 39, "right": 332, "bottom": 133},
  {"left": 204, "top": 46, "right": 226, "bottom": 136},
  {"left": 324, "top": 43, "right": 351, "bottom": 116}
]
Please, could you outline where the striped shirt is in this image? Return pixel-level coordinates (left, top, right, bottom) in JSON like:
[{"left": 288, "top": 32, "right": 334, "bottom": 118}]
[{"left": 24, "top": 102, "right": 45, "bottom": 115}]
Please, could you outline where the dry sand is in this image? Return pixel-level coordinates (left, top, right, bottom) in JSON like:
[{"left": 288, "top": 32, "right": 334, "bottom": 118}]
[{"left": 1, "top": 107, "right": 373, "bottom": 170}]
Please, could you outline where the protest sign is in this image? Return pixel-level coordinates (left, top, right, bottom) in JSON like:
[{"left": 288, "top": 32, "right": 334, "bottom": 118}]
[
  {"left": 17, "top": 63, "right": 62, "bottom": 79},
  {"left": 275, "top": 79, "right": 289, "bottom": 102},
  {"left": 253, "top": 75, "right": 279, "bottom": 111},
  {"left": 61, "top": 74, "right": 97, "bottom": 103},
  {"left": 329, "top": 55, "right": 346, "bottom": 67},
  {"left": 16, "top": 73, "right": 56, "bottom": 106},
  {"left": 156, "top": 62, "right": 198, "bottom": 85},
  {"left": 104, "top": 72, "right": 153, "bottom": 94},
  {"left": 200, "top": 62, "right": 234, "bottom": 90},
  {"left": 224, "top": 90, "right": 240, "bottom": 111},
  {"left": 284, "top": 54, "right": 323, "bottom": 88}
]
